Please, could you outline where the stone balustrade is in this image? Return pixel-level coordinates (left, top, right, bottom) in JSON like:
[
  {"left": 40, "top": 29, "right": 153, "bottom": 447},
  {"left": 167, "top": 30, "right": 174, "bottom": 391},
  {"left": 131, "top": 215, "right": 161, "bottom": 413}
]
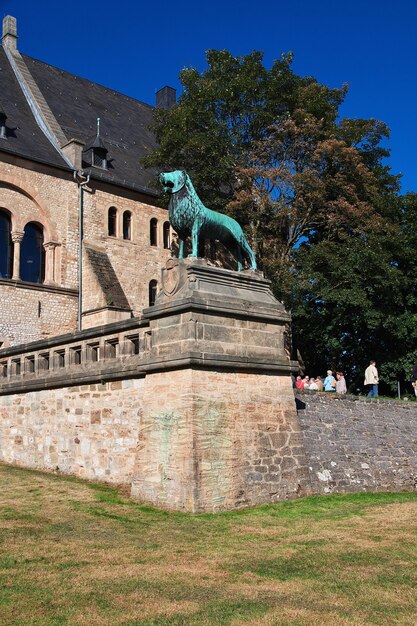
[{"left": 0, "top": 316, "right": 150, "bottom": 393}]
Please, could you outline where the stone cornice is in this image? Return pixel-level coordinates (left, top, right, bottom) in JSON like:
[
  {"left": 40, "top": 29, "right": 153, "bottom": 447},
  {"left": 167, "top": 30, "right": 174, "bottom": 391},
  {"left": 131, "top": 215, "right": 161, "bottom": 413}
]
[{"left": 0, "top": 277, "right": 78, "bottom": 296}]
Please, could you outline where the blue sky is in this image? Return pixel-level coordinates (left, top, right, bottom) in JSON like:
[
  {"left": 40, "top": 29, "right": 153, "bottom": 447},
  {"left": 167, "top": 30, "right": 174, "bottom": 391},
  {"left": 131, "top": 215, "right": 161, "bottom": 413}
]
[{"left": 1, "top": 0, "right": 416, "bottom": 192}]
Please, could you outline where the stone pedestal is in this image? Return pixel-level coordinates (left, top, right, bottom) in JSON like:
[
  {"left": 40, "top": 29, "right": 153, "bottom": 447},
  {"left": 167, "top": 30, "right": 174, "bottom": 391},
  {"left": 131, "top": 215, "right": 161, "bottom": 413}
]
[{"left": 131, "top": 259, "right": 311, "bottom": 511}]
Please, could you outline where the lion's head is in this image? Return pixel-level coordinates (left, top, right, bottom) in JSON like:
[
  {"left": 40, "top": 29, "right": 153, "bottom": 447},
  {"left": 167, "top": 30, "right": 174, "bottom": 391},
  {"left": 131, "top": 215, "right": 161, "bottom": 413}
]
[{"left": 159, "top": 170, "right": 187, "bottom": 194}]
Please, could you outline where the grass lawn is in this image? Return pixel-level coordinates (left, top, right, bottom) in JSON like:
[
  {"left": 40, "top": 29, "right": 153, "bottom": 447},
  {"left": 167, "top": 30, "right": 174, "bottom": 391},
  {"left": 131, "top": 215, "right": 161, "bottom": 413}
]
[{"left": 1, "top": 463, "right": 416, "bottom": 625}]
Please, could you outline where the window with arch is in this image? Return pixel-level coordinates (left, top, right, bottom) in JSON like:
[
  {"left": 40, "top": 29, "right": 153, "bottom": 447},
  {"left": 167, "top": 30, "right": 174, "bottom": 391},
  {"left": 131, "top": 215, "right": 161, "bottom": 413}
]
[
  {"left": 21, "top": 222, "right": 45, "bottom": 284},
  {"left": 0, "top": 209, "right": 13, "bottom": 279},
  {"left": 108, "top": 207, "right": 117, "bottom": 237},
  {"left": 163, "top": 221, "right": 171, "bottom": 249},
  {"left": 150, "top": 218, "right": 158, "bottom": 246},
  {"left": 149, "top": 280, "right": 158, "bottom": 306},
  {"left": 123, "top": 210, "right": 132, "bottom": 240}
]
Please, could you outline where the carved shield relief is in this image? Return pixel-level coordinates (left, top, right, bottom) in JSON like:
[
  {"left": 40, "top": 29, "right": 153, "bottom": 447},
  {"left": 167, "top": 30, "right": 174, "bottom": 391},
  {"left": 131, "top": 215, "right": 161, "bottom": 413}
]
[{"left": 162, "top": 259, "right": 181, "bottom": 296}]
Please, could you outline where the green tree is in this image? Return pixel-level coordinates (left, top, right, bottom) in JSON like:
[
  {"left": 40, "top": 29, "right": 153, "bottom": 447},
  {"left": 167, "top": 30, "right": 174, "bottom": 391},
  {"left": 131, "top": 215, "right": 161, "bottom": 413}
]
[
  {"left": 145, "top": 50, "right": 396, "bottom": 284},
  {"left": 144, "top": 49, "right": 346, "bottom": 213},
  {"left": 230, "top": 109, "right": 386, "bottom": 299},
  {"left": 292, "top": 193, "right": 417, "bottom": 394}
]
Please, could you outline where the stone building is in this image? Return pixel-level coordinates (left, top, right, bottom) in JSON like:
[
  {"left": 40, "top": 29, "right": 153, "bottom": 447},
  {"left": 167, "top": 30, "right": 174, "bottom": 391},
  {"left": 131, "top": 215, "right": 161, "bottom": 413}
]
[{"left": 0, "top": 15, "right": 174, "bottom": 348}]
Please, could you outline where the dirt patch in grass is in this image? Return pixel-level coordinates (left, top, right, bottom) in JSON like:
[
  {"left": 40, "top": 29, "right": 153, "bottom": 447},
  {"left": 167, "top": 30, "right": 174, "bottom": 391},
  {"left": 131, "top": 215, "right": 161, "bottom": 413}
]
[{"left": 1, "top": 463, "right": 417, "bottom": 625}]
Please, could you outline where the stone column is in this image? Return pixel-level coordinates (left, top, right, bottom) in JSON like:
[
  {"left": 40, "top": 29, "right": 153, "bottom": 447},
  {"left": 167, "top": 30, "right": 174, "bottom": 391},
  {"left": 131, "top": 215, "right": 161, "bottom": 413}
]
[
  {"left": 132, "top": 258, "right": 311, "bottom": 512},
  {"left": 43, "top": 241, "right": 59, "bottom": 285},
  {"left": 11, "top": 231, "right": 24, "bottom": 280}
]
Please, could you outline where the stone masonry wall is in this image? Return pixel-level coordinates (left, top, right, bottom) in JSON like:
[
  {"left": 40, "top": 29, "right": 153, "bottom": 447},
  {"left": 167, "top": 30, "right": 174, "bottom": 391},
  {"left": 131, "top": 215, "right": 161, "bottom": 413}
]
[
  {"left": 1, "top": 378, "right": 417, "bottom": 507},
  {"left": 0, "top": 378, "right": 143, "bottom": 483},
  {"left": 82, "top": 184, "right": 170, "bottom": 317},
  {"left": 132, "top": 369, "right": 311, "bottom": 512},
  {"left": 297, "top": 391, "right": 417, "bottom": 494},
  {"left": 0, "top": 281, "right": 77, "bottom": 346}
]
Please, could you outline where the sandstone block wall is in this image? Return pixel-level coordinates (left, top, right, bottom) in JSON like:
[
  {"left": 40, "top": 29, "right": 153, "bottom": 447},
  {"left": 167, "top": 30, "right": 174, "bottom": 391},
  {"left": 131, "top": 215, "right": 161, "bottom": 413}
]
[
  {"left": 297, "top": 391, "right": 417, "bottom": 493},
  {"left": 1, "top": 375, "right": 417, "bottom": 508},
  {"left": 149, "top": 311, "right": 285, "bottom": 363},
  {"left": 0, "top": 379, "right": 143, "bottom": 483},
  {"left": 132, "top": 369, "right": 311, "bottom": 512},
  {"left": 82, "top": 184, "right": 170, "bottom": 317},
  {"left": 1, "top": 254, "right": 416, "bottom": 511},
  {"left": 0, "top": 281, "right": 77, "bottom": 346}
]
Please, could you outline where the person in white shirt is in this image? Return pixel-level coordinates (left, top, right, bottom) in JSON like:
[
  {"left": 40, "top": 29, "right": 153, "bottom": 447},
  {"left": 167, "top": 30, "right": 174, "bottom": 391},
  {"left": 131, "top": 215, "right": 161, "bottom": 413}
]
[
  {"left": 364, "top": 360, "right": 379, "bottom": 397},
  {"left": 309, "top": 378, "right": 318, "bottom": 391}
]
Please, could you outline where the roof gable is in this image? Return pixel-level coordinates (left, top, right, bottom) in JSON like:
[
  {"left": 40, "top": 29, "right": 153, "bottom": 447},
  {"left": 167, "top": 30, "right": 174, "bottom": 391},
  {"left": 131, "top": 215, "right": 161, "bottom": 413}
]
[
  {"left": 22, "top": 54, "right": 159, "bottom": 194},
  {"left": 0, "top": 47, "right": 69, "bottom": 169}
]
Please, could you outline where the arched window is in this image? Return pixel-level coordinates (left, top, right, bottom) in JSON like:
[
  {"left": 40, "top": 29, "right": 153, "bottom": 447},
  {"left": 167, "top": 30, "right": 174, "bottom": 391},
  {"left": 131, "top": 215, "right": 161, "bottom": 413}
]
[
  {"left": 123, "top": 211, "right": 132, "bottom": 240},
  {"left": 150, "top": 218, "right": 158, "bottom": 246},
  {"left": 149, "top": 280, "right": 158, "bottom": 306},
  {"left": 0, "top": 209, "right": 13, "bottom": 278},
  {"left": 163, "top": 221, "right": 171, "bottom": 249},
  {"left": 108, "top": 207, "right": 117, "bottom": 237},
  {"left": 21, "top": 222, "right": 45, "bottom": 284}
]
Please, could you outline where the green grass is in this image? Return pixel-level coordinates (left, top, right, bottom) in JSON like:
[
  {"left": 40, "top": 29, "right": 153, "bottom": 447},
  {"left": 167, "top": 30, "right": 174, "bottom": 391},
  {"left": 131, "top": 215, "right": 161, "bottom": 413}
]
[{"left": 1, "top": 463, "right": 417, "bottom": 625}]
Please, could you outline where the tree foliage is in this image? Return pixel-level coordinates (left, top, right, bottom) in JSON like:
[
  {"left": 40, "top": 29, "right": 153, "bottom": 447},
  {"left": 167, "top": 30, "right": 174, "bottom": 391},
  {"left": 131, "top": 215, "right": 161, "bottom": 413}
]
[
  {"left": 145, "top": 49, "right": 415, "bottom": 394},
  {"left": 230, "top": 110, "right": 385, "bottom": 297},
  {"left": 145, "top": 50, "right": 347, "bottom": 211},
  {"left": 291, "top": 193, "right": 417, "bottom": 394}
]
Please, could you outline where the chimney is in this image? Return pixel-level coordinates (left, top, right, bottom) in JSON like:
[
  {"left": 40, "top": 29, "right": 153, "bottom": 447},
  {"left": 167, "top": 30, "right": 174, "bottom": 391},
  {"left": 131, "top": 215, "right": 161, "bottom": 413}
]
[
  {"left": 2, "top": 16, "right": 18, "bottom": 52},
  {"left": 61, "top": 138, "right": 85, "bottom": 172},
  {"left": 156, "top": 86, "right": 176, "bottom": 110}
]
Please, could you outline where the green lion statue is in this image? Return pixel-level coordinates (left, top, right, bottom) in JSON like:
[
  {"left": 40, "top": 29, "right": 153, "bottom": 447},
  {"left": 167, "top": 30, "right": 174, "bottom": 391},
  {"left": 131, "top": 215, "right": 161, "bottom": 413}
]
[{"left": 159, "top": 170, "right": 257, "bottom": 271}]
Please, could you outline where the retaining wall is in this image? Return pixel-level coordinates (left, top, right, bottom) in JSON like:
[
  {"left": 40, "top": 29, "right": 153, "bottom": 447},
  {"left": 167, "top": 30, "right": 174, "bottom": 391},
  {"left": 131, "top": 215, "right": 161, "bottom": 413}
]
[
  {"left": 1, "top": 385, "right": 416, "bottom": 500},
  {"left": 297, "top": 391, "right": 417, "bottom": 494},
  {"left": 0, "top": 379, "right": 143, "bottom": 483}
]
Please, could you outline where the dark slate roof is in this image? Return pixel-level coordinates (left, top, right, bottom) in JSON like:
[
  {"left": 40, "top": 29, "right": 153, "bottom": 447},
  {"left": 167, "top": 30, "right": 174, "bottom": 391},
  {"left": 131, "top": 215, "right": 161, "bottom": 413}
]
[
  {"left": 23, "top": 54, "right": 159, "bottom": 194},
  {"left": 0, "top": 47, "right": 69, "bottom": 168},
  {"left": 85, "top": 246, "right": 131, "bottom": 311}
]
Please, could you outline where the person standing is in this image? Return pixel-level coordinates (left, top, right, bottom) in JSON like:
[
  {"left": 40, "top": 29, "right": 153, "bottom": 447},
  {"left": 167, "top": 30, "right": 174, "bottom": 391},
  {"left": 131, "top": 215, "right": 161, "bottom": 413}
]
[
  {"left": 364, "top": 360, "right": 379, "bottom": 397},
  {"left": 336, "top": 372, "right": 347, "bottom": 394},
  {"left": 309, "top": 378, "right": 318, "bottom": 391},
  {"left": 323, "top": 370, "right": 336, "bottom": 392}
]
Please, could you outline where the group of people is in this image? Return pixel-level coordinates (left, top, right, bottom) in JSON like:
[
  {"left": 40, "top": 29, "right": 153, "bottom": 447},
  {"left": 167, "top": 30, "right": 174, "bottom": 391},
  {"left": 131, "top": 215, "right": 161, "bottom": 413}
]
[
  {"left": 295, "top": 370, "right": 347, "bottom": 394},
  {"left": 293, "top": 359, "right": 417, "bottom": 398},
  {"left": 294, "top": 360, "right": 380, "bottom": 397}
]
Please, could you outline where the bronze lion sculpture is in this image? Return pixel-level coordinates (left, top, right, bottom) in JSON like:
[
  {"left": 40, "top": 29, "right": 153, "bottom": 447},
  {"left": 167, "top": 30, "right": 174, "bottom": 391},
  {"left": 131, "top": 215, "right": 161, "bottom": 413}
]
[{"left": 159, "top": 170, "right": 257, "bottom": 271}]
